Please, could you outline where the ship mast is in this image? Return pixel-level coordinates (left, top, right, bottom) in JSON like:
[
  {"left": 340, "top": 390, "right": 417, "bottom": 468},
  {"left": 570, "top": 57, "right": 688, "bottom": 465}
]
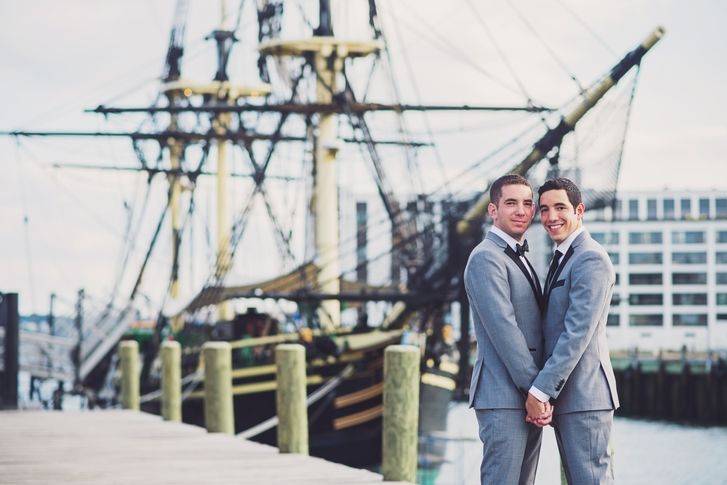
[
  {"left": 456, "top": 27, "right": 666, "bottom": 238},
  {"left": 260, "top": 0, "right": 381, "bottom": 329},
  {"left": 214, "top": 0, "right": 234, "bottom": 322},
  {"left": 161, "top": 0, "right": 271, "bottom": 321}
]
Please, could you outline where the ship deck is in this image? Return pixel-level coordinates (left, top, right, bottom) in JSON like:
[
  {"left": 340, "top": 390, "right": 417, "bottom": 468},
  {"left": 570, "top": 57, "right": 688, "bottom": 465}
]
[{"left": 0, "top": 410, "right": 406, "bottom": 484}]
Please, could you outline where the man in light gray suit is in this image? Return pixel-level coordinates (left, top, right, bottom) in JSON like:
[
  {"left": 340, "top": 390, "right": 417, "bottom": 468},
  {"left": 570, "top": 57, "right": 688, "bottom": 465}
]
[
  {"left": 526, "top": 178, "right": 620, "bottom": 484},
  {"left": 464, "top": 174, "right": 552, "bottom": 485}
]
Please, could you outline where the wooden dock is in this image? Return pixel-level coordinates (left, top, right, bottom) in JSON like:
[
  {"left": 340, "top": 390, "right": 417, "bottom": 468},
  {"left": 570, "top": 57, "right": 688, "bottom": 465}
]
[{"left": 0, "top": 410, "right": 406, "bottom": 484}]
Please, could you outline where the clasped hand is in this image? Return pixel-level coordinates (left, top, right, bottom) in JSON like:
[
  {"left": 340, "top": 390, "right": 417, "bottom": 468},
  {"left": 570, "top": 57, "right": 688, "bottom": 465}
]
[{"left": 525, "top": 392, "right": 553, "bottom": 427}]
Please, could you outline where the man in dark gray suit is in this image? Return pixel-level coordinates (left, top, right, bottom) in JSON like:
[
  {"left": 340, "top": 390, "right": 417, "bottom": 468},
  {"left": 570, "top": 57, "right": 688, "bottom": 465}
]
[
  {"left": 464, "top": 174, "right": 552, "bottom": 485},
  {"left": 526, "top": 178, "right": 620, "bottom": 484}
]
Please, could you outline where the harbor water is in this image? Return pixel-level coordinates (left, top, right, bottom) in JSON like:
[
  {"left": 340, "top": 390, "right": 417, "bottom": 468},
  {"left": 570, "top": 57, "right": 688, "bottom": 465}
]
[{"left": 434, "top": 402, "right": 727, "bottom": 485}]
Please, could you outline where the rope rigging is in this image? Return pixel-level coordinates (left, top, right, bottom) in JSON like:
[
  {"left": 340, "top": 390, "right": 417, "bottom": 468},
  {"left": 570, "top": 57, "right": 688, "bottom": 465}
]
[{"left": 504, "top": 0, "right": 585, "bottom": 93}]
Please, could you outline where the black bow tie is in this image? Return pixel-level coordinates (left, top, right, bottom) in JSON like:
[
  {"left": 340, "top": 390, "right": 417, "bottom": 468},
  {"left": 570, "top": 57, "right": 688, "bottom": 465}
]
[{"left": 515, "top": 240, "right": 529, "bottom": 256}]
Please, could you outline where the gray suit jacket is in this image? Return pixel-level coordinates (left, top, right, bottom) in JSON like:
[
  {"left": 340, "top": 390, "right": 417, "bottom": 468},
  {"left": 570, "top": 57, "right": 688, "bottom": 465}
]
[
  {"left": 465, "top": 231, "right": 544, "bottom": 409},
  {"left": 533, "top": 230, "right": 620, "bottom": 414}
]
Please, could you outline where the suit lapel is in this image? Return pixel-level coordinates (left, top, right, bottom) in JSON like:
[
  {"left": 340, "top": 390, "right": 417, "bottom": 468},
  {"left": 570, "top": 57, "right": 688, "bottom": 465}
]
[
  {"left": 544, "top": 245, "right": 575, "bottom": 304},
  {"left": 504, "top": 245, "right": 542, "bottom": 307}
]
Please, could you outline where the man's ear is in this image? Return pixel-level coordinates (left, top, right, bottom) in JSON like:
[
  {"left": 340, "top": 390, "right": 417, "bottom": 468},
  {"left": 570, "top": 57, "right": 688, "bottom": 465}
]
[
  {"left": 487, "top": 202, "right": 497, "bottom": 219},
  {"left": 575, "top": 202, "right": 585, "bottom": 219},
  {"left": 528, "top": 202, "right": 537, "bottom": 221}
]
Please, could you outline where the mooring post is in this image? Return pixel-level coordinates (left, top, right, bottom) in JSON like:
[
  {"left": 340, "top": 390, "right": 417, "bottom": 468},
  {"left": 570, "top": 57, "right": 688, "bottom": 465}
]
[
  {"left": 161, "top": 340, "right": 181, "bottom": 422},
  {"left": 275, "top": 343, "right": 308, "bottom": 454},
  {"left": 0, "top": 293, "right": 19, "bottom": 410},
  {"left": 203, "top": 341, "right": 234, "bottom": 434},
  {"left": 119, "top": 340, "right": 140, "bottom": 411},
  {"left": 382, "top": 344, "right": 420, "bottom": 483}
]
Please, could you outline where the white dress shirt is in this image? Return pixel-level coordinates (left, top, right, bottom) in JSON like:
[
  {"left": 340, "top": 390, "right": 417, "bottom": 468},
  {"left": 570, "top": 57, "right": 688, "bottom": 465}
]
[
  {"left": 489, "top": 226, "right": 536, "bottom": 281},
  {"left": 529, "top": 225, "right": 585, "bottom": 403}
]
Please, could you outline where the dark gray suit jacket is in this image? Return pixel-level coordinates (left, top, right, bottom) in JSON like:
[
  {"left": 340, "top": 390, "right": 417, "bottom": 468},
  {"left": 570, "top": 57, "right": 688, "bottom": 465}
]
[
  {"left": 465, "top": 231, "right": 544, "bottom": 409},
  {"left": 533, "top": 230, "right": 620, "bottom": 414}
]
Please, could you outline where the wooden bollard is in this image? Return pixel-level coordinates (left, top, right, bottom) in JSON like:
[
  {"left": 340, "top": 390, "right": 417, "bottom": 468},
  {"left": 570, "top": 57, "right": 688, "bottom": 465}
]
[
  {"left": 382, "top": 345, "right": 420, "bottom": 483},
  {"left": 275, "top": 344, "right": 308, "bottom": 454},
  {"left": 203, "top": 342, "right": 234, "bottom": 434},
  {"left": 161, "top": 340, "right": 181, "bottom": 422},
  {"left": 119, "top": 340, "right": 140, "bottom": 411}
]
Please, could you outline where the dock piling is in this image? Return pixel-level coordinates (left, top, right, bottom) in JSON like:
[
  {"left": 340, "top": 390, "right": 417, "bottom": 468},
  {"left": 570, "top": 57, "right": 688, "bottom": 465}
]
[
  {"left": 203, "top": 342, "right": 234, "bottom": 434},
  {"left": 0, "top": 293, "right": 19, "bottom": 410},
  {"left": 119, "top": 340, "right": 140, "bottom": 411},
  {"left": 161, "top": 340, "right": 181, "bottom": 422},
  {"left": 382, "top": 344, "right": 420, "bottom": 483},
  {"left": 275, "top": 343, "right": 308, "bottom": 454}
]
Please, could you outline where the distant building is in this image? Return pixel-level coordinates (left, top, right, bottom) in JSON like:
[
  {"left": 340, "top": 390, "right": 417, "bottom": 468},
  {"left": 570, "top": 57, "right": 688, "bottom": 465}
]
[{"left": 583, "top": 190, "right": 727, "bottom": 351}]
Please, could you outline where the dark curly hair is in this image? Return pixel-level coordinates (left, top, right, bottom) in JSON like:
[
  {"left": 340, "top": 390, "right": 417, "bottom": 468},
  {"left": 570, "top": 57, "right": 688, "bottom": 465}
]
[{"left": 538, "top": 177, "right": 582, "bottom": 208}]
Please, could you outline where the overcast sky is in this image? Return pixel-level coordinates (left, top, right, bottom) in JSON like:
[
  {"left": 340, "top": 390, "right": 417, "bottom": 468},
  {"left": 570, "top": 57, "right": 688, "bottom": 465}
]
[{"left": 1, "top": 0, "right": 725, "bottom": 315}]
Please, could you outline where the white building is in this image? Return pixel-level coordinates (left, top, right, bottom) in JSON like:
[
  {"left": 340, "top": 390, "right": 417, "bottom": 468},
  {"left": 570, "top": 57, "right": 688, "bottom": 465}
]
[{"left": 584, "top": 190, "right": 727, "bottom": 352}]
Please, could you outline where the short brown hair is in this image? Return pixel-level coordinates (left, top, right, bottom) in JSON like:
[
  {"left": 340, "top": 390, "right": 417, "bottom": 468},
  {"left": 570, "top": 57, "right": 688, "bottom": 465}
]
[
  {"left": 490, "top": 174, "right": 532, "bottom": 205},
  {"left": 538, "top": 177, "right": 582, "bottom": 208}
]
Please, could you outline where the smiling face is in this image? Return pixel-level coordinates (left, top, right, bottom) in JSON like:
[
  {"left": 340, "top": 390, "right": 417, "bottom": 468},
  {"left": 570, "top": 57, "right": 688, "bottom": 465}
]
[
  {"left": 488, "top": 183, "right": 535, "bottom": 240},
  {"left": 539, "top": 189, "right": 584, "bottom": 244}
]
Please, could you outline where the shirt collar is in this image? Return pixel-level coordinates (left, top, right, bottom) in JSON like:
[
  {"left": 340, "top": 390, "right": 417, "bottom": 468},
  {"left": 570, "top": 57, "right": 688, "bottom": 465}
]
[
  {"left": 555, "top": 226, "right": 584, "bottom": 255},
  {"left": 489, "top": 225, "right": 524, "bottom": 252}
]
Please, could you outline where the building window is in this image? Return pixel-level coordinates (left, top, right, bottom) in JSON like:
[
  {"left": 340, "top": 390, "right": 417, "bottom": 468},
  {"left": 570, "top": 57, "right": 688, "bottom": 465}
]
[
  {"left": 629, "top": 232, "right": 662, "bottom": 244},
  {"left": 663, "top": 199, "right": 675, "bottom": 220},
  {"left": 717, "top": 273, "right": 727, "bottom": 285},
  {"left": 673, "top": 314, "right": 707, "bottom": 326},
  {"left": 608, "top": 252, "right": 620, "bottom": 265},
  {"left": 718, "top": 314, "right": 727, "bottom": 322},
  {"left": 628, "top": 199, "right": 639, "bottom": 220},
  {"left": 717, "top": 252, "right": 727, "bottom": 264},
  {"left": 611, "top": 294, "right": 621, "bottom": 306},
  {"left": 672, "top": 272, "right": 707, "bottom": 285},
  {"left": 629, "top": 294, "right": 663, "bottom": 305},
  {"left": 672, "top": 252, "right": 707, "bottom": 264},
  {"left": 646, "top": 199, "right": 657, "bottom": 220},
  {"left": 717, "top": 293, "right": 727, "bottom": 306},
  {"left": 607, "top": 314, "right": 620, "bottom": 326},
  {"left": 592, "top": 232, "right": 619, "bottom": 245},
  {"left": 699, "top": 198, "right": 710, "bottom": 219},
  {"left": 672, "top": 231, "right": 705, "bottom": 244},
  {"left": 717, "top": 231, "right": 727, "bottom": 243},
  {"left": 629, "top": 273, "right": 663, "bottom": 285},
  {"left": 629, "top": 252, "right": 663, "bottom": 265},
  {"left": 680, "top": 198, "right": 691, "bottom": 219},
  {"left": 717, "top": 198, "right": 727, "bottom": 219},
  {"left": 629, "top": 314, "right": 663, "bottom": 326},
  {"left": 673, "top": 293, "right": 707, "bottom": 305}
]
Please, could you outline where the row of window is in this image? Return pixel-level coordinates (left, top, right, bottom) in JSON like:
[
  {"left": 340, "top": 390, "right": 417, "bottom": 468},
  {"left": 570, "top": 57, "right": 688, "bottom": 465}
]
[
  {"left": 608, "top": 252, "right": 727, "bottom": 265},
  {"left": 592, "top": 230, "right": 727, "bottom": 246},
  {"left": 617, "top": 272, "right": 727, "bottom": 285},
  {"left": 607, "top": 313, "right": 727, "bottom": 327},
  {"left": 619, "top": 197, "right": 727, "bottom": 221},
  {"left": 619, "top": 293, "right": 727, "bottom": 306}
]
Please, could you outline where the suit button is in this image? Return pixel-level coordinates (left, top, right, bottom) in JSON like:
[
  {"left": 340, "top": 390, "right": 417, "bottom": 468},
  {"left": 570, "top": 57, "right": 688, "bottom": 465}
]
[{"left": 555, "top": 378, "right": 565, "bottom": 391}]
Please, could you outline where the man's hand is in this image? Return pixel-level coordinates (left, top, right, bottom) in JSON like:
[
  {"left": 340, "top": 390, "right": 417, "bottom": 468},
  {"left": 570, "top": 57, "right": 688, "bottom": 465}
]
[{"left": 525, "top": 392, "right": 553, "bottom": 427}]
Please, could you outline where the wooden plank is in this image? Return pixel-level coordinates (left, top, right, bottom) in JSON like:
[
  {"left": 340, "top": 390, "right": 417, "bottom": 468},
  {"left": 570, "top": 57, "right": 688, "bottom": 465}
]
[{"left": 0, "top": 411, "right": 407, "bottom": 484}]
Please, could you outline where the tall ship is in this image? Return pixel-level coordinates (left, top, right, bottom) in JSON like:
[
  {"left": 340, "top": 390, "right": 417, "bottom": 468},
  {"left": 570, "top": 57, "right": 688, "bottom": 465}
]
[{"left": 1, "top": 0, "right": 664, "bottom": 474}]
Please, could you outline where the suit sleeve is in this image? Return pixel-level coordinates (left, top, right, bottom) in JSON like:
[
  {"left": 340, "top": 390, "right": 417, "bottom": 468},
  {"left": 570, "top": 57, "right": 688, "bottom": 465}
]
[
  {"left": 465, "top": 251, "right": 539, "bottom": 393},
  {"left": 532, "top": 251, "right": 613, "bottom": 398}
]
